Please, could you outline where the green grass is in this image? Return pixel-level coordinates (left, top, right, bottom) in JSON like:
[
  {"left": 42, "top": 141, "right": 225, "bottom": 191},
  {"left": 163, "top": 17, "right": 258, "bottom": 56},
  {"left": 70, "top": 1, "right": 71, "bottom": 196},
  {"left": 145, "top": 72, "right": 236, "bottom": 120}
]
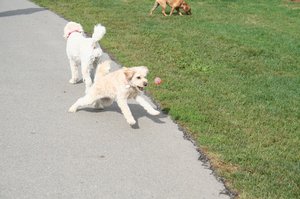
[{"left": 31, "top": 0, "right": 300, "bottom": 198}]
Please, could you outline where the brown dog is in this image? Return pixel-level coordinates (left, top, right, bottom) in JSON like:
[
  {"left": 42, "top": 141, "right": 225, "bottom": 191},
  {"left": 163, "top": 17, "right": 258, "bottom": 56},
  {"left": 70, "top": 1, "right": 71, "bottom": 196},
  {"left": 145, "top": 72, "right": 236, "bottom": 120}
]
[{"left": 149, "top": 0, "right": 191, "bottom": 16}]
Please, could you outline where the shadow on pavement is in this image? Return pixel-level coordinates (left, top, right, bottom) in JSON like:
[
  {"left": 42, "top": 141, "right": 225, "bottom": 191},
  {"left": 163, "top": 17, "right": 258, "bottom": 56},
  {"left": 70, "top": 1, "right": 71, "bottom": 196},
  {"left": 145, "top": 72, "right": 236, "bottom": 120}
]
[
  {"left": 0, "top": 7, "right": 46, "bottom": 17},
  {"left": 77, "top": 102, "right": 167, "bottom": 128}
]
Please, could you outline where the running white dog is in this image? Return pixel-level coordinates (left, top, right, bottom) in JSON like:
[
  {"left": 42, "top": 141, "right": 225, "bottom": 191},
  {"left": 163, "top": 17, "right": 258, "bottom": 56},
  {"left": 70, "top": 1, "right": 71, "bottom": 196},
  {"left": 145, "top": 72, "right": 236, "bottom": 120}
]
[
  {"left": 68, "top": 61, "right": 160, "bottom": 126},
  {"left": 63, "top": 22, "right": 106, "bottom": 92}
]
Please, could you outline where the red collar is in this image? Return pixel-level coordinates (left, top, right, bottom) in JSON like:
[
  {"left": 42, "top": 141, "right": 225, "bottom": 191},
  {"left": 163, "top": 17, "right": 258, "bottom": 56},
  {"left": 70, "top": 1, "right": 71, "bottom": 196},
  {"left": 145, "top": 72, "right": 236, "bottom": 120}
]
[{"left": 67, "top": 30, "right": 81, "bottom": 39}]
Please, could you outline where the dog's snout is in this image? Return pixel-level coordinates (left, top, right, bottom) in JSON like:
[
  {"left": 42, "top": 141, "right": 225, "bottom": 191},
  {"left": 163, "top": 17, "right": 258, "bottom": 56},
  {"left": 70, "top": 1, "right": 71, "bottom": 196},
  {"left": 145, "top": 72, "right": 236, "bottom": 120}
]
[{"left": 144, "top": 82, "right": 148, "bottom": 87}]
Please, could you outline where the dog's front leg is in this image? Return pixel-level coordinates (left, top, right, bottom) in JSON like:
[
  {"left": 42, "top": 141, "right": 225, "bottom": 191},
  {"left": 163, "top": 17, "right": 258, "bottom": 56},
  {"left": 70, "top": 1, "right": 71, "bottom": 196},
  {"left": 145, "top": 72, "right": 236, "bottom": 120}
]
[
  {"left": 169, "top": 7, "right": 175, "bottom": 16},
  {"left": 176, "top": 8, "right": 183, "bottom": 16},
  {"left": 135, "top": 95, "right": 160, "bottom": 116},
  {"left": 117, "top": 98, "right": 136, "bottom": 125}
]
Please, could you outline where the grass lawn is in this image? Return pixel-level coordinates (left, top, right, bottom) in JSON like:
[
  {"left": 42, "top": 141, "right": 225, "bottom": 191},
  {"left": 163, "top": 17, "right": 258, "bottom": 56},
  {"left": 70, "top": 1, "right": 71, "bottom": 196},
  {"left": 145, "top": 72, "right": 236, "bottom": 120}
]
[{"left": 31, "top": 0, "right": 300, "bottom": 198}]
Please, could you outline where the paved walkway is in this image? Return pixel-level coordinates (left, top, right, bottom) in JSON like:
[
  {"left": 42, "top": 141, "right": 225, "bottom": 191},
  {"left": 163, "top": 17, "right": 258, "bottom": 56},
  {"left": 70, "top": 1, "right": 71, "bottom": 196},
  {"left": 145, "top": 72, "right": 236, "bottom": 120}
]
[{"left": 0, "top": 0, "right": 230, "bottom": 198}]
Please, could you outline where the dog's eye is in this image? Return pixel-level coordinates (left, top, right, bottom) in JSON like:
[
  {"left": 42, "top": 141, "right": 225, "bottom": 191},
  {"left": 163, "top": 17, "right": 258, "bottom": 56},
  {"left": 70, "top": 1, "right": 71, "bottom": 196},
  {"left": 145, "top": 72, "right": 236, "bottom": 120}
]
[{"left": 136, "top": 76, "right": 141, "bottom": 79}]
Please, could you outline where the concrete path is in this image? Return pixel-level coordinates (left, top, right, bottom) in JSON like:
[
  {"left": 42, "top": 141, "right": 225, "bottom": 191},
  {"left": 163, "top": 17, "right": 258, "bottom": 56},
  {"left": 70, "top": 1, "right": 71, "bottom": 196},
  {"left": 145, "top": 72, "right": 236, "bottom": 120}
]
[{"left": 0, "top": 0, "right": 230, "bottom": 198}]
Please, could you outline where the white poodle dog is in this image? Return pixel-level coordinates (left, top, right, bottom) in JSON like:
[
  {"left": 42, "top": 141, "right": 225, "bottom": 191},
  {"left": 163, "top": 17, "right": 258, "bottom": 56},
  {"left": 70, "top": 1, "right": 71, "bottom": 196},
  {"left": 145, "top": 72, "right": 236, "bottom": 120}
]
[
  {"left": 68, "top": 61, "right": 160, "bottom": 126},
  {"left": 63, "top": 21, "right": 106, "bottom": 92}
]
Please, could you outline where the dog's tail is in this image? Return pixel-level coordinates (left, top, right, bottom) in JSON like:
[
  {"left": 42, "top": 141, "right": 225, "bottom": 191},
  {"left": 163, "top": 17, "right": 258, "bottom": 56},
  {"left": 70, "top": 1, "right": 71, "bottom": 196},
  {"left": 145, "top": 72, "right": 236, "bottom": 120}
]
[
  {"left": 92, "top": 24, "right": 106, "bottom": 43},
  {"left": 94, "top": 60, "right": 111, "bottom": 82}
]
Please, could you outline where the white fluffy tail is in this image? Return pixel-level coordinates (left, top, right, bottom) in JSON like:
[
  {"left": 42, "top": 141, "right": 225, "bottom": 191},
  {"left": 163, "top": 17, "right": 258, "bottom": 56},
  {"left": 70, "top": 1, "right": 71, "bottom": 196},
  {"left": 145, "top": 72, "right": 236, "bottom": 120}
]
[
  {"left": 92, "top": 24, "right": 106, "bottom": 43},
  {"left": 94, "top": 60, "right": 111, "bottom": 82}
]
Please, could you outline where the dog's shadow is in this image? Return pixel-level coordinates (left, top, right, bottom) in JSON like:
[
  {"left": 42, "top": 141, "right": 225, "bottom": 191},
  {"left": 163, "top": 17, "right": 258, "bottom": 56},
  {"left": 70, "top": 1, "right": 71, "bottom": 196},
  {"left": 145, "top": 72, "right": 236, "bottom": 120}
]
[{"left": 80, "top": 102, "right": 167, "bottom": 129}]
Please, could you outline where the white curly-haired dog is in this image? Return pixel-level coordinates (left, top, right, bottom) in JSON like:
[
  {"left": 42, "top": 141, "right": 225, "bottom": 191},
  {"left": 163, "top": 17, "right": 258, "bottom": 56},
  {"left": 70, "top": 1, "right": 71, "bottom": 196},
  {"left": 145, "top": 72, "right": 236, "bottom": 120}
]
[
  {"left": 68, "top": 61, "right": 160, "bottom": 126},
  {"left": 63, "top": 21, "right": 106, "bottom": 92}
]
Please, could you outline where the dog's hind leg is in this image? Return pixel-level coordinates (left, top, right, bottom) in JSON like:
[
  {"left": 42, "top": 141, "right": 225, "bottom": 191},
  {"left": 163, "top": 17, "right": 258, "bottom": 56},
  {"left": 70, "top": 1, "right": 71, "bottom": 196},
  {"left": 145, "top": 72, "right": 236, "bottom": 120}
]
[
  {"left": 91, "top": 58, "right": 100, "bottom": 82},
  {"left": 149, "top": 1, "right": 159, "bottom": 15},
  {"left": 68, "top": 94, "right": 97, "bottom": 112},
  {"left": 135, "top": 95, "right": 160, "bottom": 115},
  {"left": 81, "top": 62, "right": 93, "bottom": 93},
  {"left": 69, "top": 59, "right": 80, "bottom": 84},
  {"left": 116, "top": 98, "right": 136, "bottom": 125}
]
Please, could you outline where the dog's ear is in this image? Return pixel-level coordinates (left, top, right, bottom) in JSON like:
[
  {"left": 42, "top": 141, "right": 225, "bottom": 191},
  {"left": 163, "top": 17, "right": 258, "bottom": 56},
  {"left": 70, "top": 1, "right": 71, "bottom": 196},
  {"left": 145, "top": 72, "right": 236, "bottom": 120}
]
[{"left": 123, "top": 67, "right": 135, "bottom": 81}]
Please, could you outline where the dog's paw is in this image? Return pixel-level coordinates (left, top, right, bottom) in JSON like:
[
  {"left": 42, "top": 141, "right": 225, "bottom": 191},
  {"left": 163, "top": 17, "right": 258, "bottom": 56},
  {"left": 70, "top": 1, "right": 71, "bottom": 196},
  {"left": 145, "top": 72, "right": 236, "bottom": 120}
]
[
  {"left": 68, "top": 106, "right": 78, "bottom": 113},
  {"left": 127, "top": 118, "right": 136, "bottom": 126},
  {"left": 69, "top": 78, "right": 79, "bottom": 84},
  {"left": 148, "top": 109, "right": 160, "bottom": 116}
]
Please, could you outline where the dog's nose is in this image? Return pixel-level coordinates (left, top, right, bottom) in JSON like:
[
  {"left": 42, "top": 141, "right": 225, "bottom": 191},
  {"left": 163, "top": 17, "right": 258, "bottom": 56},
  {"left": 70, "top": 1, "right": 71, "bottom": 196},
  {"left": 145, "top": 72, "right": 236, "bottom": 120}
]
[{"left": 143, "top": 82, "right": 148, "bottom": 87}]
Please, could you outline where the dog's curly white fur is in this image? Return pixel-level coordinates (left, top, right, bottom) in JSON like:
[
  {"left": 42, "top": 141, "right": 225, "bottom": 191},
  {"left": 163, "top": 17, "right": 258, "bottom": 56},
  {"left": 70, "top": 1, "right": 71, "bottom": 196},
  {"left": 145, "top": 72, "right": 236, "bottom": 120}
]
[
  {"left": 68, "top": 61, "right": 160, "bottom": 126},
  {"left": 64, "top": 22, "right": 106, "bottom": 93}
]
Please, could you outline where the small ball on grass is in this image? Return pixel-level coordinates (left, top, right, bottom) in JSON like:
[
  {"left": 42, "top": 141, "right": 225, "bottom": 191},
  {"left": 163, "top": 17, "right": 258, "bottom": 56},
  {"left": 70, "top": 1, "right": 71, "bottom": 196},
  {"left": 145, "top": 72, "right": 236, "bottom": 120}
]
[{"left": 154, "top": 77, "right": 162, "bottom": 85}]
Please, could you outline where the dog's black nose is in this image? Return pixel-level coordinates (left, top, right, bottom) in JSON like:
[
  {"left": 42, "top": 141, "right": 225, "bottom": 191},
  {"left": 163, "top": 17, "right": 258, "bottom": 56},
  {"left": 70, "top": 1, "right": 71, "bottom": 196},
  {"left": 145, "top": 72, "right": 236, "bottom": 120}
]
[{"left": 144, "top": 82, "right": 148, "bottom": 87}]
